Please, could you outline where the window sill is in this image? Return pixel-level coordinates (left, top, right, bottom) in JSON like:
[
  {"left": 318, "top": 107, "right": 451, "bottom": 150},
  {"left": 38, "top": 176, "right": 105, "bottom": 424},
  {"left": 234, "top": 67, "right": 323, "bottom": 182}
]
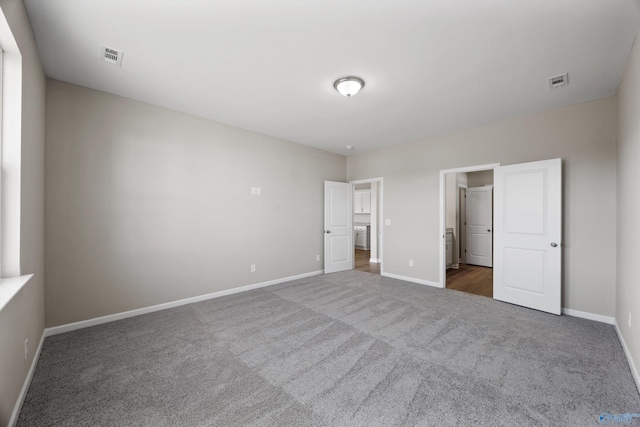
[{"left": 0, "top": 274, "right": 34, "bottom": 313}]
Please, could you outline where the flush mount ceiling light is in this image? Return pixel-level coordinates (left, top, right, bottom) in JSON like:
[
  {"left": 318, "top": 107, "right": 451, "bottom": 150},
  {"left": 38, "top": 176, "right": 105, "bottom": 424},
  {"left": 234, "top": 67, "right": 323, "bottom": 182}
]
[{"left": 334, "top": 76, "right": 365, "bottom": 97}]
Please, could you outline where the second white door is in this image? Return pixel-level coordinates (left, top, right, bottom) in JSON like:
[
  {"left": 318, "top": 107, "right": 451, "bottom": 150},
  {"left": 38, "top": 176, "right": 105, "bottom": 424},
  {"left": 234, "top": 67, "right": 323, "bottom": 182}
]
[
  {"left": 324, "top": 181, "right": 354, "bottom": 274},
  {"left": 465, "top": 186, "right": 493, "bottom": 267}
]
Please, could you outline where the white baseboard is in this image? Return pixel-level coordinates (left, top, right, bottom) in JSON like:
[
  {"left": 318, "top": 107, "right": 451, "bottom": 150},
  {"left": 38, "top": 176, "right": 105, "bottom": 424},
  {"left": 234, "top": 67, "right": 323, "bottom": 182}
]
[
  {"left": 563, "top": 309, "right": 638, "bottom": 393},
  {"left": 381, "top": 272, "right": 442, "bottom": 288},
  {"left": 9, "top": 330, "right": 46, "bottom": 427},
  {"left": 45, "top": 270, "right": 324, "bottom": 337},
  {"left": 561, "top": 308, "right": 615, "bottom": 325},
  {"left": 614, "top": 319, "right": 640, "bottom": 394},
  {"left": 369, "top": 258, "right": 380, "bottom": 263}
]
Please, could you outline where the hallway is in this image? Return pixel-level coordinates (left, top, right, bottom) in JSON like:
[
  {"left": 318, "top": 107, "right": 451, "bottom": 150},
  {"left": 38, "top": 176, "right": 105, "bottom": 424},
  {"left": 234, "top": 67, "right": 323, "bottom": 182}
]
[
  {"left": 446, "top": 263, "right": 493, "bottom": 298},
  {"left": 354, "top": 249, "right": 380, "bottom": 275}
]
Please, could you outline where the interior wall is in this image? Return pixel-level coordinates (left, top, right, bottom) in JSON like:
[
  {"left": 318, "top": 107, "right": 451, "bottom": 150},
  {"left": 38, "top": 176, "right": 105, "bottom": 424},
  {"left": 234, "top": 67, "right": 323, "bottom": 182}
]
[
  {"left": 45, "top": 80, "right": 346, "bottom": 327},
  {"left": 354, "top": 214, "right": 371, "bottom": 223},
  {"left": 347, "top": 96, "right": 617, "bottom": 317},
  {"left": 445, "top": 173, "right": 469, "bottom": 269},
  {"left": 445, "top": 174, "right": 456, "bottom": 231},
  {"left": 455, "top": 173, "right": 468, "bottom": 265},
  {"left": 467, "top": 170, "right": 494, "bottom": 187},
  {"left": 370, "top": 181, "right": 379, "bottom": 261},
  {"left": 459, "top": 186, "right": 467, "bottom": 264},
  {"left": 444, "top": 174, "right": 457, "bottom": 266},
  {"left": 0, "top": 1, "right": 46, "bottom": 425},
  {"left": 616, "top": 29, "right": 640, "bottom": 388}
]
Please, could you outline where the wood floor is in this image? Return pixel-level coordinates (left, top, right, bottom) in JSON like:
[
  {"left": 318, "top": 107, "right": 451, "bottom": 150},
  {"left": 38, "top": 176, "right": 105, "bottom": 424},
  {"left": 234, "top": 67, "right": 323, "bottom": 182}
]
[
  {"left": 446, "top": 263, "right": 493, "bottom": 298},
  {"left": 355, "top": 249, "right": 380, "bottom": 274},
  {"left": 353, "top": 252, "right": 488, "bottom": 291}
]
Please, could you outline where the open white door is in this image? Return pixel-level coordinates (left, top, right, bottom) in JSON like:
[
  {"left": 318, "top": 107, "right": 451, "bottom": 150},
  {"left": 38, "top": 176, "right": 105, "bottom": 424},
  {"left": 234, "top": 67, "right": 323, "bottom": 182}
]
[
  {"left": 494, "top": 158, "right": 562, "bottom": 315},
  {"left": 324, "top": 181, "right": 353, "bottom": 274},
  {"left": 465, "top": 186, "right": 493, "bottom": 267}
]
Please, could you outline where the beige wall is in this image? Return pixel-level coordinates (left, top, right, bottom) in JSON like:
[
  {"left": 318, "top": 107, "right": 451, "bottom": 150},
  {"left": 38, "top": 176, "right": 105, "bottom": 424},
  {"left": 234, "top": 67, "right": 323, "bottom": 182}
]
[
  {"left": 445, "top": 173, "right": 468, "bottom": 267},
  {"left": 445, "top": 174, "right": 456, "bottom": 230},
  {"left": 467, "top": 170, "right": 493, "bottom": 188},
  {"left": 0, "top": 1, "right": 46, "bottom": 425},
  {"left": 348, "top": 96, "right": 617, "bottom": 316},
  {"left": 354, "top": 213, "right": 371, "bottom": 223},
  {"left": 616, "top": 30, "right": 640, "bottom": 387},
  {"left": 45, "top": 80, "right": 346, "bottom": 327}
]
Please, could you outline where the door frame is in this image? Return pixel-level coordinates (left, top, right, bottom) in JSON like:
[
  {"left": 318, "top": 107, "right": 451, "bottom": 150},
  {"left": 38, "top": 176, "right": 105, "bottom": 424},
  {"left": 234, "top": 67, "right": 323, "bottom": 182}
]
[
  {"left": 439, "top": 164, "right": 499, "bottom": 288},
  {"left": 350, "top": 177, "right": 384, "bottom": 275}
]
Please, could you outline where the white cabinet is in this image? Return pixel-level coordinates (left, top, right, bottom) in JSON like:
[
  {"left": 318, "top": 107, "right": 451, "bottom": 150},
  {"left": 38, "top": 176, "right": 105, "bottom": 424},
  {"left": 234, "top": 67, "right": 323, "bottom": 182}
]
[
  {"left": 355, "top": 229, "right": 366, "bottom": 248},
  {"left": 354, "top": 226, "right": 370, "bottom": 250},
  {"left": 354, "top": 190, "right": 371, "bottom": 214}
]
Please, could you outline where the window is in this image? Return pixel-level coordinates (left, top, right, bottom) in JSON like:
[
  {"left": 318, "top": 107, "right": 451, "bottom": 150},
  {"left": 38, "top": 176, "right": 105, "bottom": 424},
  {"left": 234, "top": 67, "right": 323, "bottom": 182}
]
[
  {"left": 0, "top": 9, "right": 22, "bottom": 279},
  {"left": 0, "top": 8, "right": 33, "bottom": 313}
]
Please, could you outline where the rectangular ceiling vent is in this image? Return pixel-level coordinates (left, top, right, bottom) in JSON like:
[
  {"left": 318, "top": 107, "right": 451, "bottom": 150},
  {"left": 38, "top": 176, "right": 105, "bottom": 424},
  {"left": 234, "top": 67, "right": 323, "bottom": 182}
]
[
  {"left": 101, "top": 46, "right": 123, "bottom": 67},
  {"left": 548, "top": 73, "right": 568, "bottom": 89}
]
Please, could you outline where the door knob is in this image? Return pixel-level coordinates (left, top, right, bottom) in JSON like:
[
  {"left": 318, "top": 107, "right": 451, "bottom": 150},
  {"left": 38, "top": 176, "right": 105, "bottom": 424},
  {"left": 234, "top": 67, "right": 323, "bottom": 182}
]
[
  {"left": 550, "top": 242, "right": 558, "bottom": 247},
  {"left": 325, "top": 230, "right": 331, "bottom": 234},
  {"left": 487, "top": 229, "right": 491, "bottom": 232}
]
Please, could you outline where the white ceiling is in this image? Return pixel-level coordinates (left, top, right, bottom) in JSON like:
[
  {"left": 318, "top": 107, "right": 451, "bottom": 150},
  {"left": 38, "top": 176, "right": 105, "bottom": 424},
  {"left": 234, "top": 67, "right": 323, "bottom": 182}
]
[{"left": 24, "top": 0, "right": 640, "bottom": 156}]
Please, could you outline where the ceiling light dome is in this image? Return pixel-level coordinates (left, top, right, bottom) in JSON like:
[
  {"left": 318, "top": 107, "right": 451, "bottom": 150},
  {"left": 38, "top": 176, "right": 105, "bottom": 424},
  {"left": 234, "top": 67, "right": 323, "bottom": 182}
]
[{"left": 334, "top": 76, "right": 365, "bottom": 97}]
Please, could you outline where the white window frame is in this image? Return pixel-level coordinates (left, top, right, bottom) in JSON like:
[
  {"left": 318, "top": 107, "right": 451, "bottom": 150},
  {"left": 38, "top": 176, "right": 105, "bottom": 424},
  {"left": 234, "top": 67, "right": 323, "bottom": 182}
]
[{"left": 0, "top": 7, "right": 33, "bottom": 317}]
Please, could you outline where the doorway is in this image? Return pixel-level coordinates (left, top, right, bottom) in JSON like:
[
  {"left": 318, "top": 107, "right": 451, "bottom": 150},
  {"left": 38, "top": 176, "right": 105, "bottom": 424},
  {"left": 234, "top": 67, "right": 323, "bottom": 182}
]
[
  {"left": 438, "top": 159, "right": 562, "bottom": 315},
  {"left": 351, "top": 178, "right": 383, "bottom": 275},
  {"left": 440, "top": 164, "right": 498, "bottom": 297}
]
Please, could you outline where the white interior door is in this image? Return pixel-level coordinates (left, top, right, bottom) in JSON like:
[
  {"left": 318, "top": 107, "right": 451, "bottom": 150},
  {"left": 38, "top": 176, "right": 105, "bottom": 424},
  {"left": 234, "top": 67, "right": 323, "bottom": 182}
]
[
  {"left": 494, "top": 158, "right": 562, "bottom": 315},
  {"left": 324, "top": 181, "right": 353, "bottom": 274},
  {"left": 465, "top": 186, "right": 493, "bottom": 267}
]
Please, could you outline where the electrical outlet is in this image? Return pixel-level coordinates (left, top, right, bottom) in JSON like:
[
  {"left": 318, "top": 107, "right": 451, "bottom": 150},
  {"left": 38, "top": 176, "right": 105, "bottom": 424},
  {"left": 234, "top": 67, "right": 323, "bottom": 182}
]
[
  {"left": 629, "top": 311, "right": 632, "bottom": 328},
  {"left": 409, "top": 259, "right": 414, "bottom": 267},
  {"left": 316, "top": 255, "right": 320, "bottom": 261},
  {"left": 256, "top": 187, "right": 261, "bottom": 196},
  {"left": 250, "top": 264, "right": 256, "bottom": 273},
  {"left": 385, "top": 219, "right": 391, "bottom": 226},
  {"left": 24, "top": 338, "right": 29, "bottom": 360}
]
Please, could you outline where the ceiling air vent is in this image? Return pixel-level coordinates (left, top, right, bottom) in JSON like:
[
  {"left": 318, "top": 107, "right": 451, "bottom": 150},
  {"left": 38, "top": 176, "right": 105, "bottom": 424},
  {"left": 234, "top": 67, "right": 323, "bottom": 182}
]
[
  {"left": 101, "top": 46, "right": 124, "bottom": 67},
  {"left": 548, "top": 73, "right": 568, "bottom": 89}
]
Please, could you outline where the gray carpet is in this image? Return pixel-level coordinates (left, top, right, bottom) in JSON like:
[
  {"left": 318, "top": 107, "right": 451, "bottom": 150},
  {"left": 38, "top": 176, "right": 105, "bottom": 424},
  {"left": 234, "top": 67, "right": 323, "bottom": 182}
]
[{"left": 18, "top": 270, "right": 640, "bottom": 426}]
